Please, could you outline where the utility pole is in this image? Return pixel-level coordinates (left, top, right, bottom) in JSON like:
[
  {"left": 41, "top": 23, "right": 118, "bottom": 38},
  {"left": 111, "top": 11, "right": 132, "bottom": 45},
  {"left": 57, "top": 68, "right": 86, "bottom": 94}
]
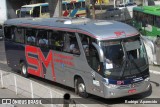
[
  {"left": 85, "top": 0, "right": 91, "bottom": 18},
  {"left": 59, "top": 0, "right": 62, "bottom": 17}
]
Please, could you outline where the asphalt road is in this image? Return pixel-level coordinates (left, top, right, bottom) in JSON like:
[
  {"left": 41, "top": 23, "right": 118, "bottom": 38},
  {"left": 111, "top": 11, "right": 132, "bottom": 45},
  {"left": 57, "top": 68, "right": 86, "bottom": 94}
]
[{"left": 0, "top": 31, "right": 160, "bottom": 107}]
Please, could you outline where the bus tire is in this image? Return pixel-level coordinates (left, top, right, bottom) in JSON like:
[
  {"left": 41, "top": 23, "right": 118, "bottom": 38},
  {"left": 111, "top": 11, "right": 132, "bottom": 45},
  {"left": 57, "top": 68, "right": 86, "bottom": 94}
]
[
  {"left": 76, "top": 78, "right": 88, "bottom": 98},
  {"left": 20, "top": 62, "right": 29, "bottom": 78}
]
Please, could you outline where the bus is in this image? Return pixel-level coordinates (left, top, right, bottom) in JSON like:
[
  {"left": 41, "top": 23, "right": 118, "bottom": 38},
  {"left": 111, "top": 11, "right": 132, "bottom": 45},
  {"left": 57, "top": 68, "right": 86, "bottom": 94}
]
[
  {"left": 133, "top": 6, "right": 160, "bottom": 65},
  {"left": 3, "top": 17, "right": 150, "bottom": 98},
  {"left": 16, "top": 0, "right": 86, "bottom": 18},
  {"left": 105, "top": 0, "right": 137, "bottom": 21}
]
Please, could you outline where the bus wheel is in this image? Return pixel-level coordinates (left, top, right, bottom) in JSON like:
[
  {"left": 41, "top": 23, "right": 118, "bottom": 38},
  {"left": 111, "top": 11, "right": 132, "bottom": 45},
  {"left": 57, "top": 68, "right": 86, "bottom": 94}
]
[
  {"left": 76, "top": 78, "right": 88, "bottom": 98},
  {"left": 21, "top": 62, "right": 29, "bottom": 77}
]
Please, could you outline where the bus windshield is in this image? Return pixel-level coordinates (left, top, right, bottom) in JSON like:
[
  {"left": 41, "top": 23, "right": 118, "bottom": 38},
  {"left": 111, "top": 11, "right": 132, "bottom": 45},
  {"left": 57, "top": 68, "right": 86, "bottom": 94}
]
[
  {"left": 20, "top": 7, "right": 32, "bottom": 17},
  {"left": 100, "top": 36, "right": 148, "bottom": 79}
]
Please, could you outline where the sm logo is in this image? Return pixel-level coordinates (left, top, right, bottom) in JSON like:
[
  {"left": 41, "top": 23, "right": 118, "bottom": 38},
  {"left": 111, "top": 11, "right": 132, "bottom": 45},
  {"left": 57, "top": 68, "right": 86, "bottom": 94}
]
[{"left": 25, "top": 45, "right": 56, "bottom": 81}]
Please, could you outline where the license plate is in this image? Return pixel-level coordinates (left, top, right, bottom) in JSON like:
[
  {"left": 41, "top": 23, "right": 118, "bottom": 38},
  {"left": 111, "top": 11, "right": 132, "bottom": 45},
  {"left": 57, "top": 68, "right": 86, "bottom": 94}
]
[{"left": 128, "top": 89, "right": 136, "bottom": 93}]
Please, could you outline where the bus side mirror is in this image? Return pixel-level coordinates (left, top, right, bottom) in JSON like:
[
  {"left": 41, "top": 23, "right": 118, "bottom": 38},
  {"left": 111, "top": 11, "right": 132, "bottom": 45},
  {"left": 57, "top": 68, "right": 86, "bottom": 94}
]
[
  {"left": 92, "top": 42, "right": 104, "bottom": 62},
  {"left": 16, "top": 9, "right": 20, "bottom": 17}
]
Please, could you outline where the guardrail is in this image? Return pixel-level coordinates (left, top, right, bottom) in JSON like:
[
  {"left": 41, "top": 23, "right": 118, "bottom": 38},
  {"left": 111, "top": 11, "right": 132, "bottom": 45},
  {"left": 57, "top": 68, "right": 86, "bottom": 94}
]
[{"left": 0, "top": 69, "right": 87, "bottom": 107}]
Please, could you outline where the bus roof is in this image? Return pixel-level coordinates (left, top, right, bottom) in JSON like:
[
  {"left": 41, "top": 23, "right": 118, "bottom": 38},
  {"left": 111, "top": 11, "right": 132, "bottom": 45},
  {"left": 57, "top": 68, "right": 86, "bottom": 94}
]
[
  {"left": 22, "top": 3, "right": 48, "bottom": 8},
  {"left": 133, "top": 6, "right": 160, "bottom": 16},
  {"left": 21, "top": 0, "right": 85, "bottom": 8},
  {"left": 4, "top": 17, "right": 139, "bottom": 40}
]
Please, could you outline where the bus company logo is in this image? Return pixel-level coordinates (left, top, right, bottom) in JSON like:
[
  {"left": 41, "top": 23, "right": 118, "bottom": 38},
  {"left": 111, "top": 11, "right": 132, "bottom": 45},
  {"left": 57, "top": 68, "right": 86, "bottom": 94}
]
[
  {"left": 114, "top": 31, "right": 126, "bottom": 37},
  {"left": 25, "top": 45, "right": 55, "bottom": 80},
  {"left": 25, "top": 45, "right": 74, "bottom": 80}
]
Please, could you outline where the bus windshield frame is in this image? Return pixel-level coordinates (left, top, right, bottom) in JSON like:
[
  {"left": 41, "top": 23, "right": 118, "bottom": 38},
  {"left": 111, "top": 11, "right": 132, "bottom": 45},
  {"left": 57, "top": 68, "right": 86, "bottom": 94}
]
[{"left": 99, "top": 36, "right": 148, "bottom": 80}]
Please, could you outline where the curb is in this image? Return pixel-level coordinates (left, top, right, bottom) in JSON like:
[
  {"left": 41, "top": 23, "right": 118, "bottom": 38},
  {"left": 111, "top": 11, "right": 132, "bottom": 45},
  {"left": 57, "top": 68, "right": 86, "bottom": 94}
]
[{"left": 150, "top": 70, "right": 160, "bottom": 75}]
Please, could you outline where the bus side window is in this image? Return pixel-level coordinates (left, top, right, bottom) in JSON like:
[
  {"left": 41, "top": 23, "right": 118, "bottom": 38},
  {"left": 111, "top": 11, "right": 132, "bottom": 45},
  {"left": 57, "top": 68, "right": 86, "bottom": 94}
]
[
  {"left": 147, "top": 15, "right": 154, "bottom": 25},
  {"left": 89, "top": 45, "right": 101, "bottom": 72},
  {"left": 41, "top": 6, "right": 49, "bottom": 14},
  {"left": 81, "top": 2, "right": 85, "bottom": 8},
  {"left": 155, "top": 16, "right": 160, "bottom": 28},
  {"left": 74, "top": 2, "right": 81, "bottom": 9},
  {"left": 25, "top": 29, "right": 36, "bottom": 45},
  {"left": 4, "top": 26, "right": 14, "bottom": 41},
  {"left": 63, "top": 32, "right": 80, "bottom": 55},
  {"left": 37, "top": 30, "right": 48, "bottom": 47},
  {"left": 67, "top": 3, "right": 74, "bottom": 10},
  {"left": 62, "top": 4, "right": 66, "bottom": 11},
  {"left": 14, "top": 27, "right": 24, "bottom": 43},
  {"left": 133, "top": 11, "right": 138, "bottom": 21},
  {"left": 49, "top": 31, "right": 64, "bottom": 51},
  {"left": 33, "top": 6, "right": 40, "bottom": 17}
]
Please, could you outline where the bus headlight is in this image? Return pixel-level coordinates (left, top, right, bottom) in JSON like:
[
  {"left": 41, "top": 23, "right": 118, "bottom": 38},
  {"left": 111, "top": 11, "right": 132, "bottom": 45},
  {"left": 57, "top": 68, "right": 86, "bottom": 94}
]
[{"left": 144, "top": 77, "right": 150, "bottom": 81}]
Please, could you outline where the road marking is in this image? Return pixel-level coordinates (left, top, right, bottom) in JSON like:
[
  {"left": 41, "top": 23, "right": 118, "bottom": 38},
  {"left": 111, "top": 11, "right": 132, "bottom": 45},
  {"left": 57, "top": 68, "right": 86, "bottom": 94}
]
[{"left": 150, "top": 70, "right": 160, "bottom": 75}]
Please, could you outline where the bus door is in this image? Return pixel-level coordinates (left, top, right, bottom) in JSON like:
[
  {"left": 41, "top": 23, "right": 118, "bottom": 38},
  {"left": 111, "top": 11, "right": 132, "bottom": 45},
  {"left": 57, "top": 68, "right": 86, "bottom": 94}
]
[
  {"left": 47, "top": 31, "right": 66, "bottom": 84},
  {"left": 62, "top": 32, "right": 81, "bottom": 87},
  {"left": 79, "top": 34, "right": 104, "bottom": 97}
]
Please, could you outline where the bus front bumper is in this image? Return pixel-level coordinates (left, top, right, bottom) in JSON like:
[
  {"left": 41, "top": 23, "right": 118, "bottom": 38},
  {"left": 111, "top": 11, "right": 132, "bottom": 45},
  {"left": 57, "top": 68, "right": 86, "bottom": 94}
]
[{"left": 103, "top": 80, "right": 150, "bottom": 98}]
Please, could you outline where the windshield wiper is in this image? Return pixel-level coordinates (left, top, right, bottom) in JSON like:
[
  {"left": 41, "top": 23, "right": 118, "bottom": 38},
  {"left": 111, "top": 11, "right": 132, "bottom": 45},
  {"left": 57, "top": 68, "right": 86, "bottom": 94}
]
[{"left": 129, "top": 54, "right": 142, "bottom": 74}]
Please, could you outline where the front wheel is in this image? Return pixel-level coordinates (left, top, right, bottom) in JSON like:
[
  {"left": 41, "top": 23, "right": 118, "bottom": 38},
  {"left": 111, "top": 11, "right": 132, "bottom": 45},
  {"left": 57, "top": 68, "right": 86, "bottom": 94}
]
[
  {"left": 20, "top": 62, "right": 29, "bottom": 77},
  {"left": 75, "top": 78, "right": 88, "bottom": 98}
]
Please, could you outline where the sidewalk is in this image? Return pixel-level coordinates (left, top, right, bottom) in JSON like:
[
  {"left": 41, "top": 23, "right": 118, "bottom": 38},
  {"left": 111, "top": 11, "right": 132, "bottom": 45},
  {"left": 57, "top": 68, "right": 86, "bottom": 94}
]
[
  {"left": 150, "top": 65, "right": 160, "bottom": 72},
  {"left": 0, "top": 88, "right": 44, "bottom": 107}
]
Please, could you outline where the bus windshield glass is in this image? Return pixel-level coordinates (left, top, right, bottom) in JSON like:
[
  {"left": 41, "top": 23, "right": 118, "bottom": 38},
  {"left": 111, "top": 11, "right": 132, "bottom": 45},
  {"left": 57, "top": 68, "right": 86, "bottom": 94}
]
[
  {"left": 20, "top": 7, "right": 32, "bottom": 17},
  {"left": 100, "top": 36, "right": 148, "bottom": 79}
]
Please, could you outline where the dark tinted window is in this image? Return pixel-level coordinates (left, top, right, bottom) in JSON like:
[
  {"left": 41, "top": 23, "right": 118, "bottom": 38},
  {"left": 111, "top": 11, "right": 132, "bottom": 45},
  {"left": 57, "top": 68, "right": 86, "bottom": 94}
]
[
  {"left": 4, "top": 26, "right": 14, "bottom": 40},
  {"left": 155, "top": 16, "right": 160, "bottom": 27},
  {"left": 37, "top": 30, "right": 48, "bottom": 47},
  {"left": 41, "top": 6, "right": 49, "bottom": 13},
  {"left": 25, "top": 29, "right": 36, "bottom": 45},
  {"left": 14, "top": 27, "right": 24, "bottom": 43}
]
